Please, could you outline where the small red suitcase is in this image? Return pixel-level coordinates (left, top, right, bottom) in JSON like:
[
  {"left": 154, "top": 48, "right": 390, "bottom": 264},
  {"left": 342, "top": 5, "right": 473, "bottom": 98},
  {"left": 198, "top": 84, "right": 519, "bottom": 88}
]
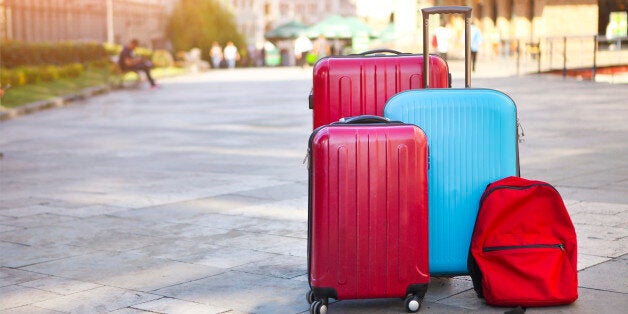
[
  {"left": 309, "top": 50, "right": 450, "bottom": 129},
  {"left": 307, "top": 115, "right": 430, "bottom": 313}
]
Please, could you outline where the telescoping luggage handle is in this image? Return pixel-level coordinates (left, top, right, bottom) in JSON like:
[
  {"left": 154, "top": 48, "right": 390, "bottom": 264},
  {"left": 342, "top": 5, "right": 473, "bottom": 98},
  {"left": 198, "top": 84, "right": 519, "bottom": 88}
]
[{"left": 422, "top": 6, "right": 472, "bottom": 88}]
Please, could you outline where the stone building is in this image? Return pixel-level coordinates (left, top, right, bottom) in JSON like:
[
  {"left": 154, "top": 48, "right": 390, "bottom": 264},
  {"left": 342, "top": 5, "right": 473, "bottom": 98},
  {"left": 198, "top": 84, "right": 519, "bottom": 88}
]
[
  {"left": 0, "top": 0, "right": 623, "bottom": 54},
  {"left": 222, "top": 0, "right": 623, "bottom": 53},
  {"left": 440, "top": 1, "right": 627, "bottom": 53},
  {"left": 0, "top": 0, "right": 170, "bottom": 47}
]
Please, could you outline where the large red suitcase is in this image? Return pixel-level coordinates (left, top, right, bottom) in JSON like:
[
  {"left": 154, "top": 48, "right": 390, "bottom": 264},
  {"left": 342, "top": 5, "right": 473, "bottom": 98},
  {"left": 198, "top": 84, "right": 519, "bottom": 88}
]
[
  {"left": 307, "top": 115, "right": 430, "bottom": 313},
  {"left": 309, "top": 50, "right": 450, "bottom": 129}
]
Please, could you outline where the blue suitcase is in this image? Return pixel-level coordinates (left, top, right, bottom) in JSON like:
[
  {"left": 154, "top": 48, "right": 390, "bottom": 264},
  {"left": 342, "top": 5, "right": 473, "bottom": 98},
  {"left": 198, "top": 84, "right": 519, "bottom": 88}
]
[{"left": 384, "top": 6, "right": 520, "bottom": 275}]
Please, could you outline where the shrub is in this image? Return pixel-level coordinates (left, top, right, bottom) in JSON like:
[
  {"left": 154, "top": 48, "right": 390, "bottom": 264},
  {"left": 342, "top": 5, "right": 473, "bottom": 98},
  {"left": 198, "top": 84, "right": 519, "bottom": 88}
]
[
  {"left": 0, "top": 42, "right": 30, "bottom": 67},
  {"left": 0, "top": 63, "right": 85, "bottom": 86},
  {"left": 152, "top": 49, "right": 174, "bottom": 68},
  {"left": 0, "top": 68, "right": 27, "bottom": 86},
  {"left": 41, "top": 65, "right": 61, "bottom": 82},
  {"left": 61, "top": 63, "right": 84, "bottom": 78},
  {"left": 89, "top": 59, "right": 112, "bottom": 69},
  {"left": 103, "top": 42, "right": 121, "bottom": 56},
  {"left": 21, "top": 67, "right": 41, "bottom": 84},
  {"left": 77, "top": 43, "right": 108, "bottom": 63},
  {"left": 0, "top": 41, "right": 108, "bottom": 68},
  {"left": 166, "top": 0, "right": 246, "bottom": 63},
  {"left": 103, "top": 42, "right": 152, "bottom": 60},
  {"left": 135, "top": 47, "right": 153, "bottom": 60}
]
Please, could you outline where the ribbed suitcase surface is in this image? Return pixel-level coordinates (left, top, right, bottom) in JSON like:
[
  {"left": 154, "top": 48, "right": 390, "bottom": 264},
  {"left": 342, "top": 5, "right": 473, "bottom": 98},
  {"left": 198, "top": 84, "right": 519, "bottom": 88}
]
[
  {"left": 308, "top": 123, "right": 429, "bottom": 300},
  {"left": 311, "top": 54, "right": 449, "bottom": 129},
  {"left": 384, "top": 89, "right": 519, "bottom": 275}
]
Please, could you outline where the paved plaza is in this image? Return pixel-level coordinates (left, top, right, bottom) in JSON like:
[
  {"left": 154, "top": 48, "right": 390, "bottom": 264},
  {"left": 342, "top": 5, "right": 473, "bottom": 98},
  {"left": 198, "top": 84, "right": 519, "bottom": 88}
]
[{"left": 0, "top": 65, "right": 626, "bottom": 313}]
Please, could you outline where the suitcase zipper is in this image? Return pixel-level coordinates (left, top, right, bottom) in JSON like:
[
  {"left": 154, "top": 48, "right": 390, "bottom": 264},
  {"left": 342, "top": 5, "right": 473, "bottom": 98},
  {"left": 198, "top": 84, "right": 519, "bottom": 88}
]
[{"left": 482, "top": 244, "right": 565, "bottom": 252}]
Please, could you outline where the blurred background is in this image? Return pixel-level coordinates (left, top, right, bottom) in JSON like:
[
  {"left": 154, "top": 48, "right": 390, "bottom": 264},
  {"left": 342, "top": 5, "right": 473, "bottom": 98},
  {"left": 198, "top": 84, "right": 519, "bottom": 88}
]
[{"left": 0, "top": 0, "right": 626, "bottom": 108}]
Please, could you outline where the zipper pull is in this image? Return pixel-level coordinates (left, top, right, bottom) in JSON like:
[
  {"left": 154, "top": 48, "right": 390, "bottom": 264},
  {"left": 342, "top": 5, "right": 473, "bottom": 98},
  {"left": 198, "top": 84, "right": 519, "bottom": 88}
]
[
  {"left": 517, "top": 119, "right": 526, "bottom": 143},
  {"left": 303, "top": 148, "right": 310, "bottom": 167},
  {"left": 427, "top": 146, "right": 431, "bottom": 170}
]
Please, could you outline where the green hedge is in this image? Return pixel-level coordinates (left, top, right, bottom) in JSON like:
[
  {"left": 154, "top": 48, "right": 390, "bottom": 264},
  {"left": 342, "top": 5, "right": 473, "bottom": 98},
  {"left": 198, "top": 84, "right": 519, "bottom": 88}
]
[
  {"left": 1, "top": 63, "right": 85, "bottom": 86},
  {"left": 103, "top": 42, "right": 153, "bottom": 60},
  {"left": 0, "top": 41, "right": 108, "bottom": 68}
]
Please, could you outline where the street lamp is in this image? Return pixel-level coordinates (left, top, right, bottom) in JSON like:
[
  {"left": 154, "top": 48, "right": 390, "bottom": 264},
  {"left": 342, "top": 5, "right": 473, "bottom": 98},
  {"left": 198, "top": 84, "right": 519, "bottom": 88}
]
[{"left": 107, "top": 0, "right": 114, "bottom": 44}]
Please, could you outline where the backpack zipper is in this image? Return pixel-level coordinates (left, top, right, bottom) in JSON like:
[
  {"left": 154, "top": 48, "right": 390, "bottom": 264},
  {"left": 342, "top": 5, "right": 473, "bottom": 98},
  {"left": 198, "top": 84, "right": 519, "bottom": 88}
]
[
  {"left": 479, "top": 183, "right": 557, "bottom": 208},
  {"left": 483, "top": 243, "right": 565, "bottom": 252}
]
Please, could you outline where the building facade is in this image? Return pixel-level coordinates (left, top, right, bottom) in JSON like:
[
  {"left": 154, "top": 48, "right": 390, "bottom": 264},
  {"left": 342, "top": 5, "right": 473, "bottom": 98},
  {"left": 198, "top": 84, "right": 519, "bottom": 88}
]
[
  {"left": 0, "top": 0, "right": 170, "bottom": 47},
  {"left": 224, "top": 0, "right": 614, "bottom": 52},
  {"left": 0, "top": 0, "right": 622, "bottom": 54}
]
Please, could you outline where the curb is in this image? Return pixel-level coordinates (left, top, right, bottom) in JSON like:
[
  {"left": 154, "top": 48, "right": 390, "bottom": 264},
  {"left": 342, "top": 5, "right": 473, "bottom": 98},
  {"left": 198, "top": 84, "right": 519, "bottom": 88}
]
[{"left": 0, "top": 84, "right": 114, "bottom": 122}]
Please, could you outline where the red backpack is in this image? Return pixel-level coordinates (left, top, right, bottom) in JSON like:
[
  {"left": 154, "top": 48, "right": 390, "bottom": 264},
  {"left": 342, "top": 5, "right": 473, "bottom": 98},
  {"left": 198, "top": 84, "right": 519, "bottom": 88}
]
[{"left": 468, "top": 176, "right": 578, "bottom": 307}]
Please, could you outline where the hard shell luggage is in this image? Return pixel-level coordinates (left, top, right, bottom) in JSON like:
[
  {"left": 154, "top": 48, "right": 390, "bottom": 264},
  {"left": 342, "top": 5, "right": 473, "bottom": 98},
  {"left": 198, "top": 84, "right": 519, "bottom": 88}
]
[
  {"left": 307, "top": 115, "right": 430, "bottom": 313},
  {"left": 384, "top": 6, "right": 520, "bottom": 276},
  {"left": 468, "top": 177, "right": 578, "bottom": 307},
  {"left": 309, "top": 49, "right": 450, "bottom": 129}
]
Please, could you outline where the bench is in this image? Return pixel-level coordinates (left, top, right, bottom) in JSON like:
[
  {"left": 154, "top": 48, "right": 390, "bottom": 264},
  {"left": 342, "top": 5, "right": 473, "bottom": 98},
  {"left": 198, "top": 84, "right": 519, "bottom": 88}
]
[
  {"left": 110, "top": 64, "right": 143, "bottom": 88},
  {"left": 108, "top": 56, "right": 143, "bottom": 88}
]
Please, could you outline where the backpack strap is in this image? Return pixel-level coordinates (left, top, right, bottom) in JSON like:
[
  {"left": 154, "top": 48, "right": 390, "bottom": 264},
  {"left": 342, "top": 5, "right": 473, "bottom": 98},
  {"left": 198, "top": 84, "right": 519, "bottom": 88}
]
[{"left": 467, "top": 251, "right": 483, "bottom": 298}]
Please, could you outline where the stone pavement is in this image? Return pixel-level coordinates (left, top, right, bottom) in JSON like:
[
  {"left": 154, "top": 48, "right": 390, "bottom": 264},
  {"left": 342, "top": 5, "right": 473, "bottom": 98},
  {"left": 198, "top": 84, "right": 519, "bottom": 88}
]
[{"left": 0, "top": 65, "right": 626, "bottom": 313}]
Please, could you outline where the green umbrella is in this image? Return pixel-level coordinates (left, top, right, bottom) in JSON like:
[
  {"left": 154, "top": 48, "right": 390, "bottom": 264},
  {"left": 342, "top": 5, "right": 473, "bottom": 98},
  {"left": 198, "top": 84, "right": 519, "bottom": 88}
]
[
  {"left": 265, "top": 20, "right": 308, "bottom": 40},
  {"left": 343, "top": 16, "right": 376, "bottom": 38},
  {"left": 374, "top": 23, "right": 396, "bottom": 43},
  {"left": 305, "top": 15, "right": 356, "bottom": 39}
]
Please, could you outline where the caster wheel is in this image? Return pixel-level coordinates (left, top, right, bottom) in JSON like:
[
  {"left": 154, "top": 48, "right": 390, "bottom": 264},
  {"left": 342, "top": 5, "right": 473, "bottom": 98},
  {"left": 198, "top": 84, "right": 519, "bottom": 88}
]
[
  {"left": 310, "top": 300, "right": 327, "bottom": 314},
  {"left": 306, "top": 290, "right": 315, "bottom": 304},
  {"left": 405, "top": 294, "right": 422, "bottom": 313}
]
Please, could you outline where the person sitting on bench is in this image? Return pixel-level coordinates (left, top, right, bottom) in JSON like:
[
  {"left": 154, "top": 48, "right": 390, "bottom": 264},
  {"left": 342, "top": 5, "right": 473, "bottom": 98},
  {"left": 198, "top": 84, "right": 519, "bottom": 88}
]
[{"left": 118, "top": 39, "right": 158, "bottom": 89}]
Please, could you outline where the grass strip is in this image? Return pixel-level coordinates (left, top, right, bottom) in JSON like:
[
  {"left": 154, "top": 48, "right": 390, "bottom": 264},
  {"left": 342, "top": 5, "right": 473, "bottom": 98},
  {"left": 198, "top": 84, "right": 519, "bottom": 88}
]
[{"left": 0, "top": 67, "right": 187, "bottom": 109}]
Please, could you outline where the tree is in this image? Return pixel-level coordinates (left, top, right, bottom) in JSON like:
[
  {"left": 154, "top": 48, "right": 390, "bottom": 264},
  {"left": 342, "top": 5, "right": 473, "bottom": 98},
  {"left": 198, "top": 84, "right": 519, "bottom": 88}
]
[{"left": 166, "top": 0, "right": 246, "bottom": 62}]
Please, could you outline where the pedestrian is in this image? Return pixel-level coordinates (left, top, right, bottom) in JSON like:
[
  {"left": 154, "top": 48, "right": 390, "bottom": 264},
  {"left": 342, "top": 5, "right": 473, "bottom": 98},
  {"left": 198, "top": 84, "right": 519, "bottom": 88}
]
[
  {"left": 223, "top": 41, "right": 240, "bottom": 69},
  {"left": 312, "top": 35, "right": 331, "bottom": 61},
  {"left": 434, "top": 21, "right": 451, "bottom": 61},
  {"left": 118, "top": 38, "right": 158, "bottom": 89},
  {"left": 294, "top": 33, "right": 313, "bottom": 67},
  {"left": 470, "top": 23, "right": 483, "bottom": 72},
  {"left": 210, "top": 42, "right": 223, "bottom": 69},
  {"left": 247, "top": 44, "right": 257, "bottom": 67}
]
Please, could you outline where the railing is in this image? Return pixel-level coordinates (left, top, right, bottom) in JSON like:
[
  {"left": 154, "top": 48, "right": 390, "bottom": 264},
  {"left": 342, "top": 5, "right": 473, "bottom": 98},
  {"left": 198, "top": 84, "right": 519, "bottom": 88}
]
[{"left": 512, "top": 35, "right": 628, "bottom": 80}]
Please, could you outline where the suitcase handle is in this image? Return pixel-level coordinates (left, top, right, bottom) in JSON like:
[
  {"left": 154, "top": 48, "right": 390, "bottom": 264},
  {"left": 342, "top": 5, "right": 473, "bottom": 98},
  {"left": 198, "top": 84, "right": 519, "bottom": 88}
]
[
  {"left": 338, "top": 115, "right": 391, "bottom": 124},
  {"left": 356, "top": 49, "right": 409, "bottom": 56},
  {"left": 421, "top": 6, "right": 472, "bottom": 88}
]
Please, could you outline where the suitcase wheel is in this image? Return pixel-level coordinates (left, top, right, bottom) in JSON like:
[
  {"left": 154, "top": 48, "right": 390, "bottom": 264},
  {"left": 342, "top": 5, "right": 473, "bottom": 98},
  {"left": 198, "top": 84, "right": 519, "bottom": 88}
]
[
  {"left": 306, "top": 290, "right": 315, "bottom": 304},
  {"left": 404, "top": 294, "right": 422, "bottom": 313},
  {"left": 309, "top": 300, "right": 327, "bottom": 314}
]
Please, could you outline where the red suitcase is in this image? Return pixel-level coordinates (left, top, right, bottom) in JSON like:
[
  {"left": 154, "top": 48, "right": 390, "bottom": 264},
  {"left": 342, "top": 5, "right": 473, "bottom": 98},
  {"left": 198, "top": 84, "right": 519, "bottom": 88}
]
[
  {"left": 309, "top": 50, "right": 450, "bottom": 129},
  {"left": 306, "top": 116, "right": 430, "bottom": 313}
]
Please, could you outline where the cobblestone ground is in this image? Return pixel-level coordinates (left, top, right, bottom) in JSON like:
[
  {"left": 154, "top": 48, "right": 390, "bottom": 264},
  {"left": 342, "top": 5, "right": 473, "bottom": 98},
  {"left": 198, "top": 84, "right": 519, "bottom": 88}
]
[{"left": 0, "top": 67, "right": 626, "bottom": 313}]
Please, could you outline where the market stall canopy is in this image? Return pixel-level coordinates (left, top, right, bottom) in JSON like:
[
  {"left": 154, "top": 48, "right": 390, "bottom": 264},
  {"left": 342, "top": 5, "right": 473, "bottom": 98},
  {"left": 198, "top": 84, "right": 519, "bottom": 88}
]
[
  {"left": 265, "top": 20, "right": 308, "bottom": 40},
  {"left": 344, "top": 16, "right": 377, "bottom": 37},
  {"left": 372, "top": 23, "right": 396, "bottom": 44},
  {"left": 305, "top": 15, "right": 376, "bottom": 39}
]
